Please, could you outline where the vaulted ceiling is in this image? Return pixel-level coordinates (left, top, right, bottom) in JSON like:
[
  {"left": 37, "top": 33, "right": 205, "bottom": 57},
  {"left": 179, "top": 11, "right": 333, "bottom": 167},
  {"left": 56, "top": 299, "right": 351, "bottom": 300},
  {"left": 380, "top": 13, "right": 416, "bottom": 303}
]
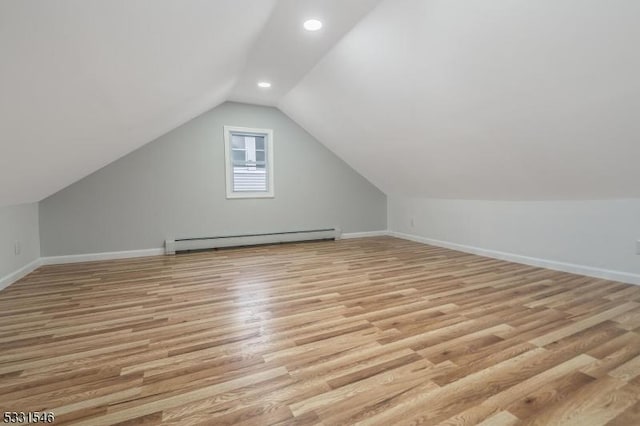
[
  {"left": 0, "top": 0, "right": 379, "bottom": 205},
  {"left": 2, "top": 0, "right": 639, "bottom": 205},
  {"left": 280, "top": 0, "right": 640, "bottom": 200}
]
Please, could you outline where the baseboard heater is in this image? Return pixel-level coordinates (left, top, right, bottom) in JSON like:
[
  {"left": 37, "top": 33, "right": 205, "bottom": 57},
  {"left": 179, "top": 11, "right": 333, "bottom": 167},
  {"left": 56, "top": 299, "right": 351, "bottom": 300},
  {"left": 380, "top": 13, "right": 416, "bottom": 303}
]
[{"left": 165, "top": 228, "right": 341, "bottom": 255}]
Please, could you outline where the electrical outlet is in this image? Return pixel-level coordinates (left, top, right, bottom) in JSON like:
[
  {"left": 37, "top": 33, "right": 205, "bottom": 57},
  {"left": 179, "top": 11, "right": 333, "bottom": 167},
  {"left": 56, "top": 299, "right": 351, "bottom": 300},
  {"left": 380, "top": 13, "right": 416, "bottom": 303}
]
[
  {"left": 410, "top": 218, "right": 415, "bottom": 228},
  {"left": 14, "top": 241, "right": 21, "bottom": 256},
  {"left": 636, "top": 240, "right": 640, "bottom": 255}
]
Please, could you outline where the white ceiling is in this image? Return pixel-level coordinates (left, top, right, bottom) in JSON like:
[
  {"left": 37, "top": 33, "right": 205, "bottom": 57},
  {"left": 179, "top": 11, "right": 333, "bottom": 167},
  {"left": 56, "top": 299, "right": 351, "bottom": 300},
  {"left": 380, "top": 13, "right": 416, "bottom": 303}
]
[
  {"left": 228, "top": 0, "right": 380, "bottom": 106},
  {"left": 0, "top": 0, "right": 379, "bottom": 206},
  {"left": 280, "top": 0, "right": 640, "bottom": 200},
  {"left": 0, "top": 0, "right": 275, "bottom": 205},
  {"left": 2, "top": 0, "right": 639, "bottom": 205}
]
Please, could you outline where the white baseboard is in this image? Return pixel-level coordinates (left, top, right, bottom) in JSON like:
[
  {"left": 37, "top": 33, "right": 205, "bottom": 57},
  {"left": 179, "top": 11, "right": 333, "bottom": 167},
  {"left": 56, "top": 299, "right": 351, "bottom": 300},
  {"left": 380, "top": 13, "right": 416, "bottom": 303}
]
[
  {"left": 0, "top": 258, "right": 42, "bottom": 291},
  {"left": 340, "top": 230, "right": 389, "bottom": 239},
  {"left": 389, "top": 231, "right": 640, "bottom": 286},
  {"left": 40, "top": 248, "right": 165, "bottom": 266},
  {"left": 3, "top": 232, "right": 637, "bottom": 291}
]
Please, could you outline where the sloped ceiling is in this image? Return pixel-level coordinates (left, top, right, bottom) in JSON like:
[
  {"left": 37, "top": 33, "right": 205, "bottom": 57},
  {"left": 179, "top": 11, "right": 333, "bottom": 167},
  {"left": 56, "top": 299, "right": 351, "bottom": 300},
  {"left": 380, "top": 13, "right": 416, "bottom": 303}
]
[
  {"left": 0, "top": 0, "right": 275, "bottom": 205},
  {"left": 0, "top": 0, "right": 380, "bottom": 206},
  {"left": 228, "top": 0, "right": 380, "bottom": 106},
  {"left": 280, "top": 0, "right": 640, "bottom": 200},
  {"left": 2, "top": 0, "right": 639, "bottom": 205}
]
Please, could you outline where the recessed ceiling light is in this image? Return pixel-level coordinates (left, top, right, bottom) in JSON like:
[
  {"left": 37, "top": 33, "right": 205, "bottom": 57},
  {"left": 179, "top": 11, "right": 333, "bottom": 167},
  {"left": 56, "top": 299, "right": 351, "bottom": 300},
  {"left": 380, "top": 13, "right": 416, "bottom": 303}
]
[
  {"left": 257, "top": 81, "right": 271, "bottom": 88},
  {"left": 303, "top": 19, "right": 323, "bottom": 31}
]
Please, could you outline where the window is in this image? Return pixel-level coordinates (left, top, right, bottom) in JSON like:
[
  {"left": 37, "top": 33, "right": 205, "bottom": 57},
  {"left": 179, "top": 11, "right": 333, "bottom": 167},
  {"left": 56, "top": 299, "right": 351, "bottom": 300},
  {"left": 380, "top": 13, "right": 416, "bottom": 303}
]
[{"left": 224, "top": 126, "right": 274, "bottom": 198}]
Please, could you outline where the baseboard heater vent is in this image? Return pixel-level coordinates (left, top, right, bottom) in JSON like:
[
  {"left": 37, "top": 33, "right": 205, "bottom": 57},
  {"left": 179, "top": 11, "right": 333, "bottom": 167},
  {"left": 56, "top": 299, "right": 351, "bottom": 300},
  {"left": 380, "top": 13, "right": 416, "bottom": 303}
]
[{"left": 165, "top": 228, "right": 341, "bottom": 255}]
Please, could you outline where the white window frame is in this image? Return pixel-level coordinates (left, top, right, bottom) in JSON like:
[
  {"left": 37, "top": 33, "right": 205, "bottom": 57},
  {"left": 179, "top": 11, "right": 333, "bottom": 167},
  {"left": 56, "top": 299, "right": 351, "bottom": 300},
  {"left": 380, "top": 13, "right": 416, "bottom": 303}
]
[{"left": 223, "top": 125, "right": 274, "bottom": 199}]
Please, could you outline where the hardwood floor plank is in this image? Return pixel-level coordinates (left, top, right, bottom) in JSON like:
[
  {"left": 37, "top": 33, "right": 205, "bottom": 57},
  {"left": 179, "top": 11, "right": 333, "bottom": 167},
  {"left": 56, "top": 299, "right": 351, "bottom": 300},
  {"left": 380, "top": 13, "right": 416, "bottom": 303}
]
[
  {"left": 437, "top": 354, "right": 596, "bottom": 425},
  {"left": 529, "top": 302, "right": 640, "bottom": 347},
  {"left": 476, "top": 411, "right": 520, "bottom": 426},
  {"left": 520, "top": 376, "right": 635, "bottom": 426}
]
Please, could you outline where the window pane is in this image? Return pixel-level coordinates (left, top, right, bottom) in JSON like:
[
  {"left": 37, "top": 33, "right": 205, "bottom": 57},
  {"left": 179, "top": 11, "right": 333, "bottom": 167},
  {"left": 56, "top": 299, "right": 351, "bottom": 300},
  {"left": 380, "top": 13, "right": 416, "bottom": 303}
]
[
  {"left": 232, "top": 150, "right": 245, "bottom": 163},
  {"left": 231, "top": 134, "right": 245, "bottom": 149},
  {"left": 226, "top": 128, "right": 271, "bottom": 196}
]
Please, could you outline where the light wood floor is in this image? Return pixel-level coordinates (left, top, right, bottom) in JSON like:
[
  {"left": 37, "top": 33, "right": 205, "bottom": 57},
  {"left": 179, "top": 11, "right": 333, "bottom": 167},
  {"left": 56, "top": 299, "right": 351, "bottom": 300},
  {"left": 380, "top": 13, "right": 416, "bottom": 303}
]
[{"left": 1, "top": 237, "right": 640, "bottom": 425}]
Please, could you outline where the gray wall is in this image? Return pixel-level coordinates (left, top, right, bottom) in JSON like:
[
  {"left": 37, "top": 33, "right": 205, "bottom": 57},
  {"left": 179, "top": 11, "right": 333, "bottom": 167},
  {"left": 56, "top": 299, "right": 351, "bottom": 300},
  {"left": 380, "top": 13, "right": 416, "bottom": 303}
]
[
  {"left": 0, "top": 203, "right": 40, "bottom": 281},
  {"left": 389, "top": 196, "right": 640, "bottom": 278},
  {"left": 40, "top": 102, "right": 386, "bottom": 256}
]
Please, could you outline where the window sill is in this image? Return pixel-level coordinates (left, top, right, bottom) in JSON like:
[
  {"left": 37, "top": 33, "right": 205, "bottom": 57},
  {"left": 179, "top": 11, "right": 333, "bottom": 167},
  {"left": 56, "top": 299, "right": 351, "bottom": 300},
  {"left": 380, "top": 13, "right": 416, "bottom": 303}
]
[{"left": 226, "top": 193, "right": 275, "bottom": 199}]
